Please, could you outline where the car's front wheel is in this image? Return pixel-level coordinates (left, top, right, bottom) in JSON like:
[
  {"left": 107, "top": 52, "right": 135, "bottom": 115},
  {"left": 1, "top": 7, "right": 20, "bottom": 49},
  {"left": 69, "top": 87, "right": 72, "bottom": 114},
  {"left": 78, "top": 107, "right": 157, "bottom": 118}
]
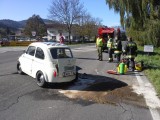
[
  {"left": 36, "top": 71, "right": 46, "bottom": 87},
  {"left": 17, "top": 62, "right": 24, "bottom": 74}
]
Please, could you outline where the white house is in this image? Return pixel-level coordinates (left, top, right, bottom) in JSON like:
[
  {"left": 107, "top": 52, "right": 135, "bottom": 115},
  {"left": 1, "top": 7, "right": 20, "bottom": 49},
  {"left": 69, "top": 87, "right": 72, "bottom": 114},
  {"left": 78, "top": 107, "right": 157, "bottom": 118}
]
[{"left": 46, "top": 23, "right": 74, "bottom": 42}]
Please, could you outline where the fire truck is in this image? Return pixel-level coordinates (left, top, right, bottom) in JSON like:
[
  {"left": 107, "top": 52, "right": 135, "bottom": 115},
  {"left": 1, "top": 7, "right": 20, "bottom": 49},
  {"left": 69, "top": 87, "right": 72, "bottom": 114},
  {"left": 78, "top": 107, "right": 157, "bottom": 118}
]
[{"left": 98, "top": 26, "right": 121, "bottom": 51}]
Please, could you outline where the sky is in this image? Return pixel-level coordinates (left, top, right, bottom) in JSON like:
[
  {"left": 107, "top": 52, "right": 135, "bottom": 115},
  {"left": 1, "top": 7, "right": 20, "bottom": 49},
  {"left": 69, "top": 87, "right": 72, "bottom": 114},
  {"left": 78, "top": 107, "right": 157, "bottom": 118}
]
[{"left": 0, "top": 0, "right": 120, "bottom": 27}]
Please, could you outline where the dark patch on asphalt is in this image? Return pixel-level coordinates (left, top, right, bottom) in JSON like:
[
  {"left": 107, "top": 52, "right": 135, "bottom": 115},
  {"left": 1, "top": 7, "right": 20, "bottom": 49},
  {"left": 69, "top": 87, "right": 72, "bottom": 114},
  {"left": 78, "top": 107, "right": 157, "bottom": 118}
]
[
  {"left": 105, "top": 86, "right": 147, "bottom": 107},
  {"left": 25, "top": 73, "right": 147, "bottom": 108},
  {"left": 26, "top": 88, "right": 95, "bottom": 106},
  {"left": 59, "top": 81, "right": 147, "bottom": 108},
  {"left": 84, "top": 81, "right": 127, "bottom": 91}
]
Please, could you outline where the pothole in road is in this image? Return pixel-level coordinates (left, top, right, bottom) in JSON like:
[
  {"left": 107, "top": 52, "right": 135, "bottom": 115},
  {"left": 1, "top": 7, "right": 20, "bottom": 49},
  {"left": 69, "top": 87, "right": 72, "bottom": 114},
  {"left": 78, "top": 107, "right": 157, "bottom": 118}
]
[{"left": 59, "top": 81, "right": 147, "bottom": 108}]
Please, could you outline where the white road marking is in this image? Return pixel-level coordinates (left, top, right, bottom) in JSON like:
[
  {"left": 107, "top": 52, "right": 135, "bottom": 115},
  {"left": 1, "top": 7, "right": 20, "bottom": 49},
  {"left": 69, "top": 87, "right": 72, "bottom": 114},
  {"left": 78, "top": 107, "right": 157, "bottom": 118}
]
[{"left": 133, "top": 72, "right": 160, "bottom": 120}]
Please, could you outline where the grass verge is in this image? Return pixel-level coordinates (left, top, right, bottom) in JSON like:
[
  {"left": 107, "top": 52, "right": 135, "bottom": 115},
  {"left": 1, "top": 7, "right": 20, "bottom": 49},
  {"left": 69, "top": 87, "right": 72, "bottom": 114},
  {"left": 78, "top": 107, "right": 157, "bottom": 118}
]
[{"left": 136, "top": 46, "right": 160, "bottom": 97}]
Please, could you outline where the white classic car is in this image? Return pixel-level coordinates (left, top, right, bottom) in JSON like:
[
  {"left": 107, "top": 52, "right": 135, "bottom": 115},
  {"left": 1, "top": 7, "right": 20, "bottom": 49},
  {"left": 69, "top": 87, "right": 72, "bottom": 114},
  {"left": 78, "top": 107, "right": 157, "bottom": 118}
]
[{"left": 17, "top": 42, "right": 77, "bottom": 87}]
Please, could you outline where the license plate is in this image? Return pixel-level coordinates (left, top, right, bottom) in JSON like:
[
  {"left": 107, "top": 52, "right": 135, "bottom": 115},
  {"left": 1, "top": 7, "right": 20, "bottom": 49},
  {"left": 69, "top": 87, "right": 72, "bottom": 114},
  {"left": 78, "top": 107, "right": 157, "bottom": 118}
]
[{"left": 65, "top": 71, "right": 74, "bottom": 76}]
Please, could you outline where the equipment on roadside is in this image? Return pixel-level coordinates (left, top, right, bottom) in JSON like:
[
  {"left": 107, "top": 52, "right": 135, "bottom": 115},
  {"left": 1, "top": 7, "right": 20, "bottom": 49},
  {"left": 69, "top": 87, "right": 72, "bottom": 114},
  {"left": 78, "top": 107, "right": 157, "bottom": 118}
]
[
  {"left": 107, "top": 70, "right": 118, "bottom": 75},
  {"left": 107, "top": 64, "right": 119, "bottom": 75},
  {"left": 117, "top": 60, "right": 128, "bottom": 74},
  {"left": 107, "top": 54, "right": 144, "bottom": 75},
  {"left": 107, "top": 59, "right": 128, "bottom": 75},
  {"left": 119, "top": 56, "right": 144, "bottom": 72},
  {"left": 135, "top": 61, "right": 144, "bottom": 71}
]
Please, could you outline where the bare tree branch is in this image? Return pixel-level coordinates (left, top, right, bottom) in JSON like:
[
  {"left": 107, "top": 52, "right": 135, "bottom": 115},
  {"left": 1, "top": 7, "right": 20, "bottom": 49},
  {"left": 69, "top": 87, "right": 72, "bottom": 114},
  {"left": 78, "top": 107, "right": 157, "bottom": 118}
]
[{"left": 48, "top": 0, "right": 84, "bottom": 43}]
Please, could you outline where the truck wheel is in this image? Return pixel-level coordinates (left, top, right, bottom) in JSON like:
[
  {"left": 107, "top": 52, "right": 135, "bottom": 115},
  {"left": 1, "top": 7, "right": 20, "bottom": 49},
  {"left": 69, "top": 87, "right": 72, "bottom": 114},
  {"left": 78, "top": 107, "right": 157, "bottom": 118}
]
[{"left": 36, "top": 71, "right": 46, "bottom": 87}]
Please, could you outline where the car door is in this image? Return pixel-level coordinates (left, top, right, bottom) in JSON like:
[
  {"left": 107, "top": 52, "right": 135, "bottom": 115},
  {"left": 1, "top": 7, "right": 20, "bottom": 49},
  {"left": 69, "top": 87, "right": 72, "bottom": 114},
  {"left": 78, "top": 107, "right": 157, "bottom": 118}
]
[
  {"left": 31, "top": 47, "right": 45, "bottom": 77},
  {"left": 21, "top": 46, "right": 36, "bottom": 75}
]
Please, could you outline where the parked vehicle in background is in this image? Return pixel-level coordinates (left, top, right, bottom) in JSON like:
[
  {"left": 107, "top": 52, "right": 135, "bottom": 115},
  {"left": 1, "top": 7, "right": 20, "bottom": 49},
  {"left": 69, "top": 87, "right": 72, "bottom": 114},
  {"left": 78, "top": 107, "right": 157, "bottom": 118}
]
[
  {"left": 17, "top": 42, "right": 77, "bottom": 87},
  {"left": 0, "top": 38, "right": 10, "bottom": 46}
]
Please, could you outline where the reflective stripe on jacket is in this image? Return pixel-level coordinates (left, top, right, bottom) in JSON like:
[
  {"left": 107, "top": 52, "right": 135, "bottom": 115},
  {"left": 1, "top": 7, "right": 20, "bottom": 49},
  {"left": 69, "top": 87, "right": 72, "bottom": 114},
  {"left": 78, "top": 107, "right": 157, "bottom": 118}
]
[
  {"left": 107, "top": 38, "right": 113, "bottom": 48},
  {"left": 128, "top": 43, "right": 136, "bottom": 47},
  {"left": 114, "top": 42, "right": 118, "bottom": 49},
  {"left": 124, "top": 41, "right": 137, "bottom": 57},
  {"left": 126, "top": 55, "right": 136, "bottom": 58},
  {"left": 114, "top": 50, "right": 122, "bottom": 54}
]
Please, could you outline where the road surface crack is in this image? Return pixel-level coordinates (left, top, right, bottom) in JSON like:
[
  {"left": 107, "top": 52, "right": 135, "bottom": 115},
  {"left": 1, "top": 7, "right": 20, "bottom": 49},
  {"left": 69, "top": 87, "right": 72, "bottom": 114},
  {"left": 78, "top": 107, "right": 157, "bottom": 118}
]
[
  {"left": 118, "top": 101, "right": 134, "bottom": 120},
  {"left": 0, "top": 93, "right": 27, "bottom": 112}
]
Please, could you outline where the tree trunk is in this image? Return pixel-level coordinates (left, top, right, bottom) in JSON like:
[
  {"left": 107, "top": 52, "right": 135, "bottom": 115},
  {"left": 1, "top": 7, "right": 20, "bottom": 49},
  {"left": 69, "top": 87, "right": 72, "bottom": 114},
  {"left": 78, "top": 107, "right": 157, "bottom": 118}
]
[{"left": 69, "top": 31, "right": 71, "bottom": 44}]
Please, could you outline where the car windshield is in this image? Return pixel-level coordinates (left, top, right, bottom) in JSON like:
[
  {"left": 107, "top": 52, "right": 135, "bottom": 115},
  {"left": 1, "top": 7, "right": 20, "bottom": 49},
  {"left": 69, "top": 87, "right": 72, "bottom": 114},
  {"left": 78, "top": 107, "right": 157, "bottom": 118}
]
[{"left": 50, "top": 48, "right": 73, "bottom": 59}]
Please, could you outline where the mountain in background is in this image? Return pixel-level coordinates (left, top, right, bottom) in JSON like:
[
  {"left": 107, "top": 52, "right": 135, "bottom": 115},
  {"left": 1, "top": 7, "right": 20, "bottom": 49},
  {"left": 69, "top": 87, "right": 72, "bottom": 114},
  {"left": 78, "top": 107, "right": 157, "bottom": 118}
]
[
  {"left": 0, "top": 19, "right": 24, "bottom": 31},
  {"left": 0, "top": 19, "right": 53, "bottom": 31}
]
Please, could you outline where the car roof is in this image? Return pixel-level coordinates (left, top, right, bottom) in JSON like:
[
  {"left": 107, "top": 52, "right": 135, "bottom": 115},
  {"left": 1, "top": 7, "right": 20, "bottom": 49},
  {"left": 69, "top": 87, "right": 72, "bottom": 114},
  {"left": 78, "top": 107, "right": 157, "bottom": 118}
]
[{"left": 29, "top": 42, "right": 69, "bottom": 49}]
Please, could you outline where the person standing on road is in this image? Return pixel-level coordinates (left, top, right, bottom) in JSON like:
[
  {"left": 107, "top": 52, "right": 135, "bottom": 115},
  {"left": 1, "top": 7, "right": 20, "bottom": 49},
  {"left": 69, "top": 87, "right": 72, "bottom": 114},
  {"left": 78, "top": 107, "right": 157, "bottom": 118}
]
[
  {"left": 123, "top": 37, "right": 137, "bottom": 71},
  {"left": 96, "top": 35, "right": 104, "bottom": 61},
  {"left": 59, "top": 33, "right": 64, "bottom": 44},
  {"left": 107, "top": 35, "right": 114, "bottom": 62},
  {"left": 113, "top": 35, "right": 122, "bottom": 62}
]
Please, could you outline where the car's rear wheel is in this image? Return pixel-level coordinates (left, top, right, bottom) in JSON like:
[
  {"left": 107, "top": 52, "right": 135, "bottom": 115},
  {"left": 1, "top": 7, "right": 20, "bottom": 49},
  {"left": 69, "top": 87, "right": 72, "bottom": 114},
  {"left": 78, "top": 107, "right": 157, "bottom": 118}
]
[
  {"left": 17, "top": 62, "right": 24, "bottom": 74},
  {"left": 36, "top": 71, "right": 46, "bottom": 87}
]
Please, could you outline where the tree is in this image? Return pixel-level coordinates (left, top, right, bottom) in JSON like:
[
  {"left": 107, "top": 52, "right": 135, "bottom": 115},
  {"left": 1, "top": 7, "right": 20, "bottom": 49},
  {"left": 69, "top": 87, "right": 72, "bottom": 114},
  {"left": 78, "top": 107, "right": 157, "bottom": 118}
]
[
  {"left": 105, "top": 0, "right": 160, "bottom": 47},
  {"left": 48, "top": 0, "right": 84, "bottom": 44},
  {"left": 24, "top": 15, "right": 47, "bottom": 38},
  {"left": 73, "top": 12, "right": 102, "bottom": 42}
]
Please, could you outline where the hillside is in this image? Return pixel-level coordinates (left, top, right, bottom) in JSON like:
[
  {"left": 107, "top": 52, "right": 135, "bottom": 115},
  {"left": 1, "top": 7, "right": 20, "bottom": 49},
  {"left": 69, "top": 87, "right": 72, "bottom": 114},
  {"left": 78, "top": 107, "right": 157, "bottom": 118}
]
[
  {"left": 0, "top": 19, "right": 25, "bottom": 30},
  {"left": 0, "top": 19, "right": 54, "bottom": 31}
]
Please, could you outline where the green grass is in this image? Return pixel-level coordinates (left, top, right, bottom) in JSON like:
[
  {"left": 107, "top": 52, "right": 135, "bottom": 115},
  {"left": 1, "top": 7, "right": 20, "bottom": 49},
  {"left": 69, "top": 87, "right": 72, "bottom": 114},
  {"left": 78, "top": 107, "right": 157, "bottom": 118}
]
[{"left": 136, "top": 46, "right": 160, "bottom": 96}]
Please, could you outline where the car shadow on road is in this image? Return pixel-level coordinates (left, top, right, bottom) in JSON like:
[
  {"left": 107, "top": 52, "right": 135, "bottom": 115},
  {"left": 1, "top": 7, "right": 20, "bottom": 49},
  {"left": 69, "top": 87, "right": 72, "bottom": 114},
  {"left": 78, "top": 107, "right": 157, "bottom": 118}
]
[{"left": 0, "top": 72, "right": 18, "bottom": 77}]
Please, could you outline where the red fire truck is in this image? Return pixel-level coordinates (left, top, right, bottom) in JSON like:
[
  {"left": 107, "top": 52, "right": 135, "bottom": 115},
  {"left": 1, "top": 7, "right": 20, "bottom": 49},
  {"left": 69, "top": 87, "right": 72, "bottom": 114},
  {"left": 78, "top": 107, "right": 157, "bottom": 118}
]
[{"left": 98, "top": 27, "right": 121, "bottom": 51}]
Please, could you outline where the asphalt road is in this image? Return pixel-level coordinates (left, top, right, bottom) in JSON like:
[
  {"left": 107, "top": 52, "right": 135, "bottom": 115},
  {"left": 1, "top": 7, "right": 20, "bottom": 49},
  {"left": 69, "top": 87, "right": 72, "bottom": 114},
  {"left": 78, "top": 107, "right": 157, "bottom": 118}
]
[{"left": 0, "top": 45, "right": 159, "bottom": 120}]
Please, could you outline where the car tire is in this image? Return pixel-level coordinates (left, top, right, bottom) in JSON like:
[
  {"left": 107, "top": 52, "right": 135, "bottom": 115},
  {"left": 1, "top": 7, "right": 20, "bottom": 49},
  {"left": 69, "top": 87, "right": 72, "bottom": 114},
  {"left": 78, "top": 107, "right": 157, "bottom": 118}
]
[
  {"left": 17, "top": 62, "right": 24, "bottom": 75},
  {"left": 36, "top": 71, "right": 46, "bottom": 87}
]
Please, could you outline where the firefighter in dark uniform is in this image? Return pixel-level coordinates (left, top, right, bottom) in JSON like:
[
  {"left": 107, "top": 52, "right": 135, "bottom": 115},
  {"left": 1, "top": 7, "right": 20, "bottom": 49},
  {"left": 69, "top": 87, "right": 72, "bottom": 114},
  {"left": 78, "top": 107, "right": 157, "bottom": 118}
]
[
  {"left": 107, "top": 35, "right": 114, "bottom": 62},
  {"left": 123, "top": 37, "right": 137, "bottom": 71},
  {"left": 114, "top": 36, "right": 122, "bottom": 62}
]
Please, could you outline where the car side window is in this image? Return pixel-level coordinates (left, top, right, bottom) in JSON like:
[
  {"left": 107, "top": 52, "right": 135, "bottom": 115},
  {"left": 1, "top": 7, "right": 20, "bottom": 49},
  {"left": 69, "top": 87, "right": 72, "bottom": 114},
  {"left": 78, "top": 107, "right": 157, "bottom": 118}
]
[
  {"left": 50, "top": 48, "right": 57, "bottom": 59},
  {"left": 26, "top": 46, "right": 36, "bottom": 56},
  {"left": 35, "top": 47, "right": 45, "bottom": 59}
]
